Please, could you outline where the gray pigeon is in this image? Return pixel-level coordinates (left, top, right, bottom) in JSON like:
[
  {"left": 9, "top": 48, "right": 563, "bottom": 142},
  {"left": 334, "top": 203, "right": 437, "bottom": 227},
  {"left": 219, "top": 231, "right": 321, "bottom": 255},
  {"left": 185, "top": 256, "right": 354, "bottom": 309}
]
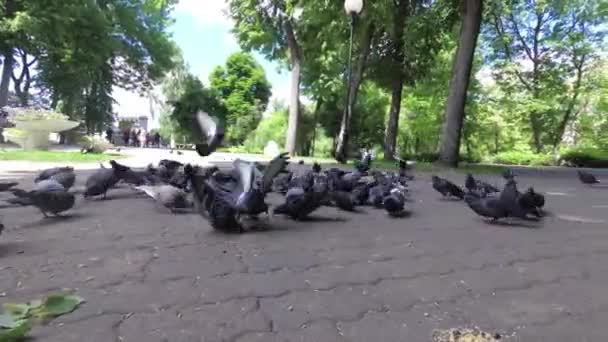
[
  {"left": 35, "top": 166, "right": 74, "bottom": 182},
  {"left": 15, "top": 190, "right": 75, "bottom": 218},
  {"left": 45, "top": 170, "right": 76, "bottom": 190},
  {"left": 8, "top": 179, "right": 66, "bottom": 206},
  {"left": 383, "top": 185, "right": 408, "bottom": 217},
  {"left": 84, "top": 160, "right": 130, "bottom": 199},
  {"left": 273, "top": 173, "right": 327, "bottom": 220},
  {"left": 135, "top": 185, "right": 192, "bottom": 213}
]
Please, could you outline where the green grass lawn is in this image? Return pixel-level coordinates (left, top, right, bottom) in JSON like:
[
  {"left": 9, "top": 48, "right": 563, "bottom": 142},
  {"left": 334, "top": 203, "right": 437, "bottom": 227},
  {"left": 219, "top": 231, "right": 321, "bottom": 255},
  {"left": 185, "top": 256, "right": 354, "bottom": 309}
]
[{"left": 0, "top": 150, "right": 125, "bottom": 163}]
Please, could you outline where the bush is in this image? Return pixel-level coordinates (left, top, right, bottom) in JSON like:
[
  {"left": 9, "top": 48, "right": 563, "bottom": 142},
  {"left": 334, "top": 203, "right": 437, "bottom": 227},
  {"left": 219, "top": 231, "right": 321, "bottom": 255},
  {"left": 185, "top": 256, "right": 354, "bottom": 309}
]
[
  {"left": 559, "top": 148, "right": 608, "bottom": 168},
  {"left": 79, "top": 135, "right": 113, "bottom": 154},
  {"left": 490, "top": 151, "right": 555, "bottom": 166}
]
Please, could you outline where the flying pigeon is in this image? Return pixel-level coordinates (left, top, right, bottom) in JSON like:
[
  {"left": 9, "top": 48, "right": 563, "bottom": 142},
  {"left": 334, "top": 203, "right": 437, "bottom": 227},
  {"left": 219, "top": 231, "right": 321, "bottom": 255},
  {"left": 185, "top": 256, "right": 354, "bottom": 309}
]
[
  {"left": 193, "top": 111, "right": 225, "bottom": 157},
  {"left": 578, "top": 170, "right": 600, "bottom": 185},
  {"left": 432, "top": 175, "right": 465, "bottom": 200}
]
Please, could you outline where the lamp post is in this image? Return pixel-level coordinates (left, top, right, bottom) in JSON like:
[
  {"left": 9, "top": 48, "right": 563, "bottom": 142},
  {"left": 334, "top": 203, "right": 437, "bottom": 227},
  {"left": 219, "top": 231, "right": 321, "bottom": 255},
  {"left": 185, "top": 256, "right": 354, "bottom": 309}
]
[{"left": 336, "top": 0, "right": 363, "bottom": 163}]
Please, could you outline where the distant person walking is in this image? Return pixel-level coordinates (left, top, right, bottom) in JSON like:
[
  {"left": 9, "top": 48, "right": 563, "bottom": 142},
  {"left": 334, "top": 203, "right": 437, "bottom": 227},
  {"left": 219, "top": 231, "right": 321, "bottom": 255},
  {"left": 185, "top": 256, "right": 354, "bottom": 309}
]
[
  {"left": 105, "top": 128, "right": 113, "bottom": 144},
  {"left": 123, "top": 128, "right": 130, "bottom": 146},
  {"left": 139, "top": 128, "right": 147, "bottom": 147},
  {"left": 130, "top": 128, "right": 138, "bottom": 147}
]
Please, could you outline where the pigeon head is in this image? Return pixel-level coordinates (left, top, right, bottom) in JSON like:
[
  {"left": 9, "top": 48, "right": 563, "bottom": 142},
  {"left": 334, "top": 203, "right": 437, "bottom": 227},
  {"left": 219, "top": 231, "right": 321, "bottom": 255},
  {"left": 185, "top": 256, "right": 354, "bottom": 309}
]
[
  {"left": 431, "top": 175, "right": 440, "bottom": 183},
  {"left": 312, "top": 162, "right": 321, "bottom": 173},
  {"left": 109, "top": 160, "right": 130, "bottom": 173}
]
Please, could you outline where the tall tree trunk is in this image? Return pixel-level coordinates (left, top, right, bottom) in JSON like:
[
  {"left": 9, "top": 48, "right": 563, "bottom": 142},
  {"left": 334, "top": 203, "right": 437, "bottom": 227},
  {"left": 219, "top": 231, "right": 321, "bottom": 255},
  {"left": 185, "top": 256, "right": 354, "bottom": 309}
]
[
  {"left": 283, "top": 19, "right": 301, "bottom": 156},
  {"left": 335, "top": 21, "right": 375, "bottom": 162},
  {"left": 438, "top": 0, "right": 483, "bottom": 167},
  {"left": 0, "top": 52, "right": 13, "bottom": 108},
  {"left": 0, "top": 52, "right": 14, "bottom": 144},
  {"left": 383, "top": 0, "right": 409, "bottom": 161}
]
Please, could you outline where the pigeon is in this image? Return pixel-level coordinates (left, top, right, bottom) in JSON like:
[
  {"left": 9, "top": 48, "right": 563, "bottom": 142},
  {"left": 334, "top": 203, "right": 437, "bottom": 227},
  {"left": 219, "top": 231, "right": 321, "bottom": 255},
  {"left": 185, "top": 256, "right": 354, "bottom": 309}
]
[
  {"left": 578, "top": 170, "right": 600, "bottom": 185},
  {"left": 502, "top": 168, "right": 516, "bottom": 180},
  {"left": 193, "top": 111, "right": 225, "bottom": 157},
  {"left": 84, "top": 160, "right": 130, "bottom": 199},
  {"left": 354, "top": 149, "right": 373, "bottom": 173},
  {"left": 518, "top": 187, "right": 545, "bottom": 217},
  {"left": 0, "top": 221, "right": 4, "bottom": 236},
  {"left": 499, "top": 179, "right": 541, "bottom": 220},
  {"left": 432, "top": 175, "right": 465, "bottom": 200},
  {"left": 331, "top": 191, "right": 357, "bottom": 212},
  {"left": 0, "top": 181, "right": 18, "bottom": 192},
  {"left": 34, "top": 166, "right": 74, "bottom": 183},
  {"left": 135, "top": 184, "right": 192, "bottom": 213},
  {"left": 383, "top": 185, "right": 408, "bottom": 217},
  {"left": 44, "top": 170, "right": 76, "bottom": 190},
  {"left": 367, "top": 184, "right": 386, "bottom": 208},
  {"left": 8, "top": 179, "right": 66, "bottom": 206},
  {"left": 14, "top": 189, "right": 75, "bottom": 218},
  {"left": 394, "top": 155, "right": 414, "bottom": 181},
  {"left": 465, "top": 193, "right": 509, "bottom": 222},
  {"left": 465, "top": 173, "right": 499, "bottom": 197},
  {"left": 312, "top": 162, "right": 322, "bottom": 173},
  {"left": 202, "top": 153, "right": 290, "bottom": 232},
  {"left": 273, "top": 174, "right": 328, "bottom": 220}
]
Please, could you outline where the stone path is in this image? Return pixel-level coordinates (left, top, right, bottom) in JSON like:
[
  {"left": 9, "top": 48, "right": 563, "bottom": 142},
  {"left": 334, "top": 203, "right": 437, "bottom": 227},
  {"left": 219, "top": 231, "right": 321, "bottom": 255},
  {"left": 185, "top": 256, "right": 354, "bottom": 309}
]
[{"left": 1, "top": 169, "right": 607, "bottom": 341}]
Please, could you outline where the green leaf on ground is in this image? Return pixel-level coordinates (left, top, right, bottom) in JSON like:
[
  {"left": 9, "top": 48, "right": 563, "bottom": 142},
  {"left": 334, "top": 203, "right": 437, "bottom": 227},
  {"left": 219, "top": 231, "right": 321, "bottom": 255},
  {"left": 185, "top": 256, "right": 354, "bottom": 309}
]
[
  {"left": 1, "top": 304, "right": 29, "bottom": 321},
  {"left": 37, "top": 295, "right": 85, "bottom": 317},
  {"left": 0, "top": 319, "right": 31, "bottom": 342}
]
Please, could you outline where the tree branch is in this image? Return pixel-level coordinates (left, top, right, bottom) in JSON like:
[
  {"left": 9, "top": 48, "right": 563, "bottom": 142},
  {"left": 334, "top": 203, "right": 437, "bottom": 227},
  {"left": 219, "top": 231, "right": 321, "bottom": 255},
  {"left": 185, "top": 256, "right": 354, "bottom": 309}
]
[{"left": 491, "top": 12, "right": 533, "bottom": 91}]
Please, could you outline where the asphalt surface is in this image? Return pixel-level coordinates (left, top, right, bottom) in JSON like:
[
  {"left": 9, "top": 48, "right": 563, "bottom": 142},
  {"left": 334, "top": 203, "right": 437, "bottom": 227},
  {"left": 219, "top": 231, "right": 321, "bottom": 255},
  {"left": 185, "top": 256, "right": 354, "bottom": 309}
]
[{"left": 0, "top": 168, "right": 607, "bottom": 341}]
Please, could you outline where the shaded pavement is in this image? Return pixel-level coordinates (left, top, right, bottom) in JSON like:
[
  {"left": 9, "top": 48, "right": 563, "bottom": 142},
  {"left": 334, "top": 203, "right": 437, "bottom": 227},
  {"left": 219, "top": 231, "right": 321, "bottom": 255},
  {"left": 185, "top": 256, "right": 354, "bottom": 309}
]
[{"left": 1, "top": 168, "right": 608, "bottom": 341}]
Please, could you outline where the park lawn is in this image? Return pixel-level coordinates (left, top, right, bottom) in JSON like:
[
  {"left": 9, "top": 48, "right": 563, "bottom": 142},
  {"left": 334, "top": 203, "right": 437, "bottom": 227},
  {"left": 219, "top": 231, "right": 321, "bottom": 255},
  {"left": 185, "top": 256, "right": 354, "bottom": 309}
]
[{"left": 0, "top": 150, "right": 125, "bottom": 163}]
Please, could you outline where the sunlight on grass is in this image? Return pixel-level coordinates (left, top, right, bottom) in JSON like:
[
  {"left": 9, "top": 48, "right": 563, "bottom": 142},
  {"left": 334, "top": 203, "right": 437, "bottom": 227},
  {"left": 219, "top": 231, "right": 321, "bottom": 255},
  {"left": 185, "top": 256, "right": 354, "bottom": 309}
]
[{"left": 0, "top": 151, "right": 125, "bottom": 163}]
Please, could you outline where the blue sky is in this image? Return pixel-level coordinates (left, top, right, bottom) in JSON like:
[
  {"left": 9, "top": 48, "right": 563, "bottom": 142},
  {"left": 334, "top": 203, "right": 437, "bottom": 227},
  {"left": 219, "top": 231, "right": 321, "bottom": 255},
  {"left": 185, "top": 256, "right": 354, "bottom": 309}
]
[{"left": 113, "top": 0, "right": 290, "bottom": 125}]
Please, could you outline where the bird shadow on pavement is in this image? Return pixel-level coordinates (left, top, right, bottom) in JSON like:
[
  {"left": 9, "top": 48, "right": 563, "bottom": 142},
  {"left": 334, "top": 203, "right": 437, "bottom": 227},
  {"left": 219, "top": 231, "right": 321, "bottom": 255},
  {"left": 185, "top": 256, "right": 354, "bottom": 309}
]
[
  {"left": 482, "top": 217, "right": 543, "bottom": 229},
  {"left": 18, "top": 212, "right": 91, "bottom": 229},
  {"left": 0, "top": 241, "right": 30, "bottom": 258}
]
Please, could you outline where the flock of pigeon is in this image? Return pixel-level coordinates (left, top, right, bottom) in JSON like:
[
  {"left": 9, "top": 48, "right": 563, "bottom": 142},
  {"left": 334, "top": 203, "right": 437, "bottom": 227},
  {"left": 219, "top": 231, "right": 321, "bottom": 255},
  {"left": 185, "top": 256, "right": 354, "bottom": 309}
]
[{"left": 0, "top": 111, "right": 604, "bottom": 236}]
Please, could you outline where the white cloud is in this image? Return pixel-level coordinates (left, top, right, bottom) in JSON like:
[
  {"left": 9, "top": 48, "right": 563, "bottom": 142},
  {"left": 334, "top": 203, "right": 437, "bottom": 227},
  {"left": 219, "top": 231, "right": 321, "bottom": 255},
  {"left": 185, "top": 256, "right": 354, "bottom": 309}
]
[{"left": 175, "top": 0, "right": 231, "bottom": 26}]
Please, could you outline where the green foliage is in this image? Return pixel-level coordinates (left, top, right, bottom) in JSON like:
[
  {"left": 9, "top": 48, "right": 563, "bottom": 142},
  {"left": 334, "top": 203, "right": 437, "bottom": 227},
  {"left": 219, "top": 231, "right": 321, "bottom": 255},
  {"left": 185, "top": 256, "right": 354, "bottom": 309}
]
[
  {"left": 1, "top": 0, "right": 178, "bottom": 131},
  {"left": 209, "top": 52, "right": 271, "bottom": 144},
  {"left": 0, "top": 150, "right": 123, "bottom": 163},
  {"left": 0, "top": 294, "right": 84, "bottom": 340},
  {"left": 559, "top": 148, "right": 608, "bottom": 168},
  {"left": 489, "top": 151, "right": 555, "bottom": 166}
]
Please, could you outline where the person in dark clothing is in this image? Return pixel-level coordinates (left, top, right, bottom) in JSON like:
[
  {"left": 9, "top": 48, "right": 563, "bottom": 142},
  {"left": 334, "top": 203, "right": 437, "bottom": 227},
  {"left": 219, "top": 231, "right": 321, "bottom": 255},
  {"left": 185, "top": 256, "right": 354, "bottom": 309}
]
[
  {"left": 154, "top": 132, "right": 161, "bottom": 147},
  {"left": 106, "top": 128, "right": 113, "bottom": 143},
  {"left": 123, "top": 129, "right": 130, "bottom": 146}
]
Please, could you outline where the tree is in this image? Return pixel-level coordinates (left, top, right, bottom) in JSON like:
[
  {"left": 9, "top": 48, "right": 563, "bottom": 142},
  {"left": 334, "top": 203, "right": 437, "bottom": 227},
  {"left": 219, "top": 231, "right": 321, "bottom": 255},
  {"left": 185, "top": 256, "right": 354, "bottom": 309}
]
[
  {"left": 334, "top": 20, "right": 375, "bottom": 162},
  {"left": 228, "top": 0, "right": 303, "bottom": 155},
  {"left": 0, "top": 0, "right": 178, "bottom": 134},
  {"left": 209, "top": 52, "right": 271, "bottom": 145},
  {"left": 484, "top": 0, "right": 606, "bottom": 152},
  {"left": 438, "top": 0, "right": 483, "bottom": 166}
]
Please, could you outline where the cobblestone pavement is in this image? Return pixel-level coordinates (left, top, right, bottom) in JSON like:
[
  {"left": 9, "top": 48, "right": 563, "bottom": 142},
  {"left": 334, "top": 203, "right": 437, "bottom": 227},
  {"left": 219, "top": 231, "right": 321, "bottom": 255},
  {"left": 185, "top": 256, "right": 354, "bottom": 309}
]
[{"left": 1, "top": 169, "right": 607, "bottom": 341}]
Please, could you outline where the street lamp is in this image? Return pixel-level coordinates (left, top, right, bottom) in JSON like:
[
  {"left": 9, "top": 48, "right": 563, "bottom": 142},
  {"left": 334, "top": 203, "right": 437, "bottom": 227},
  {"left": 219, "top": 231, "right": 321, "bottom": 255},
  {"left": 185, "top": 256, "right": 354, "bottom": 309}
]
[{"left": 336, "top": 0, "right": 363, "bottom": 163}]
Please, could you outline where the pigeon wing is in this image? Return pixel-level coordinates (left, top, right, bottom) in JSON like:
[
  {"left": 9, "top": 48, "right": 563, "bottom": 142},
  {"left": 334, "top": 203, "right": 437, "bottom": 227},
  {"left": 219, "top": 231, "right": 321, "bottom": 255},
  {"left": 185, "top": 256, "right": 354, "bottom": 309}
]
[{"left": 262, "top": 152, "right": 290, "bottom": 193}]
